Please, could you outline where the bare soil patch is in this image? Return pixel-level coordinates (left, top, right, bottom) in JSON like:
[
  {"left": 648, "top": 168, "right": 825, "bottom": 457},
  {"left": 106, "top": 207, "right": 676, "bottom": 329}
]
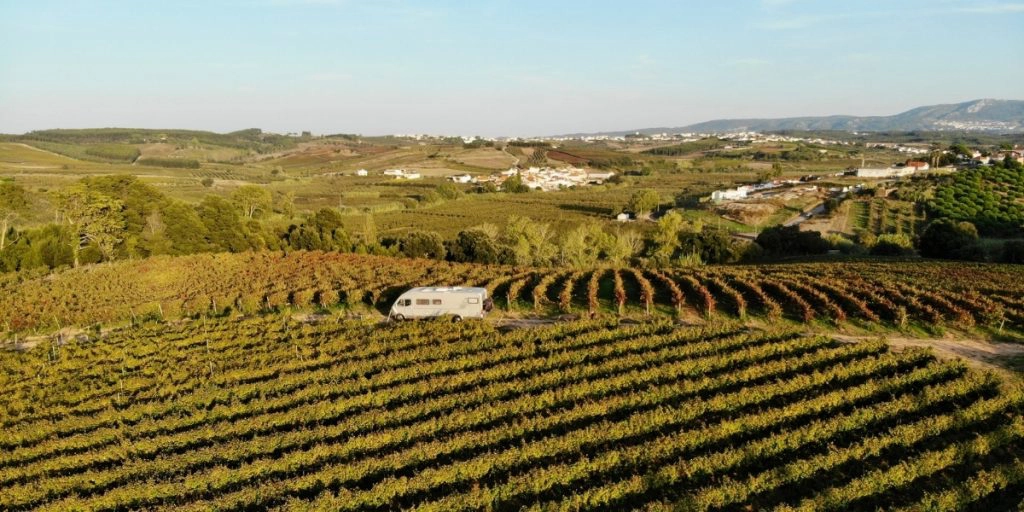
[{"left": 835, "top": 334, "right": 1024, "bottom": 378}]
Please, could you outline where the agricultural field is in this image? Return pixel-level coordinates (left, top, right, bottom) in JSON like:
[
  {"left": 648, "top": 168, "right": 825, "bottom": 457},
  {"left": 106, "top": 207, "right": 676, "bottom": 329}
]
[
  {"left": 3, "top": 252, "right": 1023, "bottom": 337},
  {"left": 834, "top": 198, "right": 924, "bottom": 237},
  {"left": 0, "top": 128, "right": 914, "bottom": 238},
  {"left": 1, "top": 306, "right": 1023, "bottom": 510}
]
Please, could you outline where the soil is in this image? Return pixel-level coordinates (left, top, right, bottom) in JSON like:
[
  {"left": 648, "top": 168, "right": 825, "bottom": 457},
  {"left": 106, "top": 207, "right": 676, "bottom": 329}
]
[{"left": 834, "top": 334, "right": 1024, "bottom": 379}]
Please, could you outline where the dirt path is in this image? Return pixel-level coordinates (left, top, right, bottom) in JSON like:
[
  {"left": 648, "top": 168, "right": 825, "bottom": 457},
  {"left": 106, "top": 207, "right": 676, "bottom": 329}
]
[{"left": 835, "top": 334, "right": 1024, "bottom": 378}]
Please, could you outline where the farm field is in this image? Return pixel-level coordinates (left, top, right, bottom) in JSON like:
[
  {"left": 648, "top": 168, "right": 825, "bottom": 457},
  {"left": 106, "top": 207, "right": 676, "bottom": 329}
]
[
  {"left": 1, "top": 313, "right": 1022, "bottom": 510},
  {"left": 3, "top": 252, "right": 1023, "bottom": 338},
  {"left": 0, "top": 130, "right": 912, "bottom": 237}
]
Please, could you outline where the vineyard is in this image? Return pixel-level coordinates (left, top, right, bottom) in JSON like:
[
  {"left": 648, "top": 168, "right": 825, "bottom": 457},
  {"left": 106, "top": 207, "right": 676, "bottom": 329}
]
[
  {"left": 1, "top": 315, "right": 1022, "bottom": 510},
  {"left": 847, "top": 198, "right": 923, "bottom": 237},
  {"left": 2, "top": 252, "right": 1023, "bottom": 336}
]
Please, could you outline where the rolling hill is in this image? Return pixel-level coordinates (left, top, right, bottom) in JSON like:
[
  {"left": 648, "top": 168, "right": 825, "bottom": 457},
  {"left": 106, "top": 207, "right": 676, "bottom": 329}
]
[{"left": 563, "top": 99, "right": 1024, "bottom": 136}]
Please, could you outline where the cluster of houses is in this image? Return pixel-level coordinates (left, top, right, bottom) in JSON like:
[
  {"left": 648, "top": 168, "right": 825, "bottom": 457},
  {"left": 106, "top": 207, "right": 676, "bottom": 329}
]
[
  {"left": 353, "top": 168, "right": 422, "bottom": 180},
  {"left": 963, "top": 149, "right": 1024, "bottom": 166},
  {"left": 348, "top": 165, "right": 616, "bottom": 189},
  {"left": 710, "top": 181, "right": 782, "bottom": 202},
  {"left": 459, "top": 166, "right": 615, "bottom": 191}
]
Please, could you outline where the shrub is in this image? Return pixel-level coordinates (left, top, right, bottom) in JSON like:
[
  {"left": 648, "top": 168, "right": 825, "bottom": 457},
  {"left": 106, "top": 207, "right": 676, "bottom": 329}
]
[
  {"left": 870, "top": 233, "right": 915, "bottom": 256},
  {"left": 755, "top": 225, "right": 831, "bottom": 257},
  {"left": 918, "top": 219, "right": 981, "bottom": 260},
  {"left": 1001, "top": 240, "right": 1024, "bottom": 264}
]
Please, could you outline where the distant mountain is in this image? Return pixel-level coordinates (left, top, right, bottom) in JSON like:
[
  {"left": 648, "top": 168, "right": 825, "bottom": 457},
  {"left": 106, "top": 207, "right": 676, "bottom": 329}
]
[{"left": 565, "top": 99, "right": 1024, "bottom": 137}]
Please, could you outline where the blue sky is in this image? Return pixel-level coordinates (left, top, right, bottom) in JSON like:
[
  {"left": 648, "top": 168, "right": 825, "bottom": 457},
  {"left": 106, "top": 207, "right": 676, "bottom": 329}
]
[{"left": 1, "top": 0, "right": 1022, "bottom": 136}]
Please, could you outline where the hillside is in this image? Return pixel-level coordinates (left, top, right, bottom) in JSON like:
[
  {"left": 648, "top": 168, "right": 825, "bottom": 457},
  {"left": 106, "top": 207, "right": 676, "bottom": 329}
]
[{"left": 564, "top": 99, "right": 1024, "bottom": 136}]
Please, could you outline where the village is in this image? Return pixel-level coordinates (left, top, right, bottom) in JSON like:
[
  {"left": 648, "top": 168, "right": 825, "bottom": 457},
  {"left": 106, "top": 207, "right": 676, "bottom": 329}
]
[{"left": 349, "top": 165, "right": 616, "bottom": 192}]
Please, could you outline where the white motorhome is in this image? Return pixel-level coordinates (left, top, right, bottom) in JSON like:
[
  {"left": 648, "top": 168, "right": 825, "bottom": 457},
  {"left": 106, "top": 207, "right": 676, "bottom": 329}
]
[{"left": 389, "top": 287, "right": 493, "bottom": 321}]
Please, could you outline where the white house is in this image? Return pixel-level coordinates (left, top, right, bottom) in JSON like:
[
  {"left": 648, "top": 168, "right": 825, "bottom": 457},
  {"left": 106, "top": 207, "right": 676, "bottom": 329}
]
[
  {"left": 383, "top": 169, "right": 405, "bottom": 177},
  {"left": 355, "top": 169, "right": 369, "bottom": 176},
  {"left": 855, "top": 168, "right": 915, "bottom": 178},
  {"left": 586, "top": 171, "right": 615, "bottom": 183},
  {"left": 449, "top": 174, "right": 474, "bottom": 183},
  {"left": 616, "top": 213, "right": 631, "bottom": 222},
  {"left": 710, "top": 185, "right": 752, "bottom": 202}
]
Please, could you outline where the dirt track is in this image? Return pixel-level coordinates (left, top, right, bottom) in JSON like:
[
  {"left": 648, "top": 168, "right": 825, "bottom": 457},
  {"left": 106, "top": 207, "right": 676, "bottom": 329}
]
[{"left": 835, "top": 334, "right": 1024, "bottom": 378}]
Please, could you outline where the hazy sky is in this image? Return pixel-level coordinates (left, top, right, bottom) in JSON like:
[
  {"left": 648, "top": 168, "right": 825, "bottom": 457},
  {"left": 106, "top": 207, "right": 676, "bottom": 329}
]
[{"left": 1, "top": 0, "right": 1022, "bottom": 136}]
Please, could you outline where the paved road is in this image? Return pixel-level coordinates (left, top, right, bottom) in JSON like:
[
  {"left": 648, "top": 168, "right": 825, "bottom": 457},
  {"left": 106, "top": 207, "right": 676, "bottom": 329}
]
[{"left": 783, "top": 202, "right": 826, "bottom": 227}]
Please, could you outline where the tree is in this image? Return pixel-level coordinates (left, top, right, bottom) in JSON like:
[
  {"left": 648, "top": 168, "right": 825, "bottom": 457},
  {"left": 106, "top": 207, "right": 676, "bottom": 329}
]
[
  {"left": 53, "top": 185, "right": 125, "bottom": 266},
  {"left": 678, "top": 228, "right": 740, "bottom": 264},
  {"left": 627, "top": 189, "right": 661, "bottom": 218},
  {"left": 559, "top": 223, "right": 608, "bottom": 268},
  {"left": 0, "top": 182, "right": 29, "bottom": 251},
  {"left": 160, "top": 201, "right": 209, "bottom": 254},
  {"left": 82, "top": 175, "right": 166, "bottom": 258},
  {"left": 197, "top": 195, "right": 253, "bottom": 252},
  {"left": 870, "top": 233, "right": 914, "bottom": 256},
  {"left": 231, "top": 185, "right": 272, "bottom": 219},
  {"left": 502, "top": 174, "right": 530, "bottom": 193},
  {"left": 918, "top": 219, "right": 980, "bottom": 260},
  {"left": 361, "top": 214, "right": 378, "bottom": 248},
  {"left": 305, "top": 208, "right": 350, "bottom": 251},
  {"left": 435, "top": 183, "right": 462, "bottom": 200},
  {"left": 201, "top": 177, "right": 215, "bottom": 187},
  {"left": 606, "top": 229, "right": 643, "bottom": 266},
  {"left": 275, "top": 191, "right": 296, "bottom": 219},
  {"left": 949, "top": 143, "right": 972, "bottom": 157},
  {"left": 502, "top": 216, "right": 556, "bottom": 266},
  {"left": 755, "top": 225, "right": 830, "bottom": 257},
  {"left": 650, "top": 211, "right": 684, "bottom": 264},
  {"left": 399, "top": 230, "right": 446, "bottom": 259},
  {"left": 1001, "top": 240, "right": 1024, "bottom": 264},
  {"left": 446, "top": 229, "right": 503, "bottom": 264}
]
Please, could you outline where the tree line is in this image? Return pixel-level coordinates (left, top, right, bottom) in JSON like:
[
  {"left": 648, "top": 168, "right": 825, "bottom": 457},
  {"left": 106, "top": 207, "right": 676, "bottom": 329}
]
[
  {"left": 3, "top": 172, "right": 1020, "bottom": 274},
  {"left": 0, "top": 175, "right": 783, "bottom": 272}
]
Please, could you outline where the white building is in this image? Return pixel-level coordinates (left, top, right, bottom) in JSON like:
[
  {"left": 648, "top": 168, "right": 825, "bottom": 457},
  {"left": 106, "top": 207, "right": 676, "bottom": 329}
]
[
  {"left": 355, "top": 169, "right": 369, "bottom": 176},
  {"left": 449, "top": 174, "right": 474, "bottom": 183},
  {"left": 382, "top": 169, "right": 421, "bottom": 180},
  {"left": 855, "top": 168, "right": 915, "bottom": 178},
  {"left": 586, "top": 171, "right": 616, "bottom": 183},
  {"left": 710, "top": 185, "right": 752, "bottom": 202}
]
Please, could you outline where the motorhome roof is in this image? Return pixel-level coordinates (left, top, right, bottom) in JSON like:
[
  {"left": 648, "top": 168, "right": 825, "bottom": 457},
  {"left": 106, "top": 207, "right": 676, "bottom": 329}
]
[{"left": 405, "top": 286, "right": 485, "bottom": 294}]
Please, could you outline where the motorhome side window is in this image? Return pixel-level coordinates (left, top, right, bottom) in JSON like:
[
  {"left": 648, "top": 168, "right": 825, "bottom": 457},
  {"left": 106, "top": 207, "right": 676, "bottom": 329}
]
[
  {"left": 416, "top": 299, "right": 430, "bottom": 305},
  {"left": 467, "top": 298, "right": 479, "bottom": 304},
  {"left": 432, "top": 299, "right": 442, "bottom": 305},
  {"left": 401, "top": 299, "right": 411, "bottom": 306}
]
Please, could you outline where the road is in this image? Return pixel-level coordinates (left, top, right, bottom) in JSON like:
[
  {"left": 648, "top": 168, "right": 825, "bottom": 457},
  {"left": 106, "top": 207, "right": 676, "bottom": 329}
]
[{"left": 783, "top": 202, "right": 826, "bottom": 227}]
